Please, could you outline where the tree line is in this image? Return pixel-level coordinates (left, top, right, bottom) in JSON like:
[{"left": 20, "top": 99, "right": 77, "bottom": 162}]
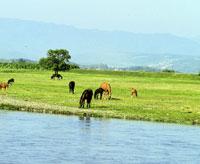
[{"left": 0, "top": 49, "right": 79, "bottom": 71}]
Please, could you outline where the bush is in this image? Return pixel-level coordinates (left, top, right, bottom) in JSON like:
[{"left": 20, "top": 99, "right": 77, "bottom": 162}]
[
  {"left": 162, "top": 69, "right": 175, "bottom": 73},
  {"left": 0, "top": 62, "right": 40, "bottom": 70}
]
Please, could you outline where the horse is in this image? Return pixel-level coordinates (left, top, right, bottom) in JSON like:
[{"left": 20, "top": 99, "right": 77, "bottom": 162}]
[
  {"left": 7, "top": 78, "right": 15, "bottom": 86},
  {"left": 94, "top": 88, "right": 104, "bottom": 100},
  {"left": 69, "top": 81, "right": 75, "bottom": 94},
  {"left": 57, "top": 74, "right": 63, "bottom": 80},
  {"left": 100, "top": 82, "right": 112, "bottom": 99},
  {"left": 79, "top": 89, "right": 93, "bottom": 108},
  {"left": 51, "top": 74, "right": 56, "bottom": 79},
  {"left": 51, "top": 73, "right": 63, "bottom": 80},
  {"left": 0, "top": 82, "right": 9, "bottom": 90},
  {"left": 131, "top": 88, "right": 138, "bottom": 97}
]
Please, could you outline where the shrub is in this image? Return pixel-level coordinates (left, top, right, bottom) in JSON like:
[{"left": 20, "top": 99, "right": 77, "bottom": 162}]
[{"left": 162, "top": 69, "right": 175, "bottom": 73}]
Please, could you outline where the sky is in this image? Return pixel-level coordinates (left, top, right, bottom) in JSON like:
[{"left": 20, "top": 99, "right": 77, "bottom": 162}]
[{"left": 0, "top": 0, "right": 199, "bottom": 37}]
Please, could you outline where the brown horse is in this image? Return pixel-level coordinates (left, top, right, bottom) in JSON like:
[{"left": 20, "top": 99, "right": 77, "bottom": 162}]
[
  {"left": 0, "top": 82, "right": 9, "bottom": 90},
  {"left": 131, "top": 88, "right": 138, "bottom": 97},
  {"left": 100, "top": 82, "right": 112, "bottom": 99}
]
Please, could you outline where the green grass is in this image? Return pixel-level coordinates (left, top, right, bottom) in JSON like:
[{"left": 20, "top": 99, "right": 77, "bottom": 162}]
[{"left": 0, "top": 69, "right": 200, "bottom": 125}]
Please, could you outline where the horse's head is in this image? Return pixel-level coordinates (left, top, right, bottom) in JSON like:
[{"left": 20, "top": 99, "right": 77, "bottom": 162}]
[{"left": 94, "top": 91, "right": 98, "bottom": 99}]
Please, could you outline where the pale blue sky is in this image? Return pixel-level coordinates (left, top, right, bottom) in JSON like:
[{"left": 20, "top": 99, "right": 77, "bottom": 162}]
[{"left": 0, "top": 0, "right": 199, "bottom": 36}]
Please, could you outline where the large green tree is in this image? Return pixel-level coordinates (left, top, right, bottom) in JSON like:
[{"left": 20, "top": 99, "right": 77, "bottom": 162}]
[{"left": 39, "top": 49, "right": 71, "bottom": 74}]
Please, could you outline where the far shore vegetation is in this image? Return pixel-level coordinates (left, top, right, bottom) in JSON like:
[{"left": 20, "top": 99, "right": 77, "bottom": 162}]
[{"left": 0, "top": 64, "right": 200, "bottom": 125}]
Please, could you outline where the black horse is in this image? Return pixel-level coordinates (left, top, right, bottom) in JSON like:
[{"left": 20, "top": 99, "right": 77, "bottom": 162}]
[
  {"left": 69, "top": 81, "right": 75, "bottom": 94},
  {"left": 7, "top": 78, "right": 15, "bottom": 86},
  {"left": 94, "top": 88, "right": 104, "bottom": 100},
  {"left": 51, "top": 73, "right": 63, "bottom": 80},
  {"left": 79, "top": 89, "right": 93, "bottom": 108}
]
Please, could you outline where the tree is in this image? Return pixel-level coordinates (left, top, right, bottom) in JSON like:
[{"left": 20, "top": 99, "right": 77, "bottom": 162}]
[{"left": 39, "top": 49, "right": 71, "bottom": 74}]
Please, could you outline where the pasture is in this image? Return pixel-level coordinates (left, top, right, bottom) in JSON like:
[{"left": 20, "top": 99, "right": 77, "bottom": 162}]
[{"left": 0, "top": 69, "right": 200, "bottom": 125}]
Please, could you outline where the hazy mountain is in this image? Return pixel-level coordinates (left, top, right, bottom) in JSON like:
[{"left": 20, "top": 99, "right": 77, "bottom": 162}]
[{"left": 0, "top": 18, "right": 200, "bottom": 72}]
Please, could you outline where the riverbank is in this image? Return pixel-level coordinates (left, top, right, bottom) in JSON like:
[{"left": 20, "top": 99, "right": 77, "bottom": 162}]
[
  {"left": 0, "top": 95, "right": 200, "bottom": 125},
  {"left": 0, "top": 69, "right": 200, "bottom": 125},
  {"left": 0, "top": 95, "right": 118, "bottom": 119}
]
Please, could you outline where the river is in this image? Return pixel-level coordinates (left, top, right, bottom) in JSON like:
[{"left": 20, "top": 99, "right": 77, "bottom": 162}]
[{"left": 0, "top": 110, "right": 200, "bottom": 164}]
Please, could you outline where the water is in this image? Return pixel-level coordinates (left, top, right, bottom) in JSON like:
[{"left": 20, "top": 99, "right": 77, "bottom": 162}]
[{"left": 0, "top": 111, "right": 200, "bottom": 164}]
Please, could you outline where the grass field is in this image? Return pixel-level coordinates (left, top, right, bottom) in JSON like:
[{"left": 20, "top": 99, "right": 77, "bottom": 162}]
[{"left": 0, "top": 69, "right": 200, "bottom": 125}]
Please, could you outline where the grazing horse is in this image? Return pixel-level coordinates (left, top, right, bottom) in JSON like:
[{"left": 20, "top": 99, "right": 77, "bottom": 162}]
[
  {"left": 131, "top": 88, "right": 138, "bottom": 97},
  {"left": 0, "top": 82, "right": 9, "bottom": 90},
  {"left": 100, "top": 82, "right": 112, "bottom": 99},
  {"left": 51, "top": 73, "right": 63, "bottom": 80},
  {"left": 94, "top": 88, "right": 104, "bottom": 100},
  {"left": 7, "top": 78, "right": 15, "bottom": 86},
  {"left": 69, "top": 81, "right": 75, "bottom": 94},
  {"left": 79, "top": 89, "right": 93, "bottom": 108}
]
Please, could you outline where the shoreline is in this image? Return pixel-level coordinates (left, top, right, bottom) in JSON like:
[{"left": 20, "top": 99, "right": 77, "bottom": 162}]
[
  {"left": 0, "top": 96, "right": 122, "bottom": 119},
  {"left": 0, "top": 96, "right": 199, "bottom": 126}
]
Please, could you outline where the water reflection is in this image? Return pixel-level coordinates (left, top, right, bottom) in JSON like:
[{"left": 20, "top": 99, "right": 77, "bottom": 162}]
[
  {"left": 79, "top": 113, "right": 91, "bottom": 122},
  {"left": 78, "top": 113, "right": 91, "bottom": 137}
]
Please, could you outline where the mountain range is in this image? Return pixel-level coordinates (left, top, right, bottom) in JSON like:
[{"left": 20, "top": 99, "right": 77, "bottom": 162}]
[{"left": 0, "top": 18, "right": 200, "bottom": 73}]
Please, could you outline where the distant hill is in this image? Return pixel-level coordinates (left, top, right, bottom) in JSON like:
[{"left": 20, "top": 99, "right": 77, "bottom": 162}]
[{"left": 0, "top": 18, "right": 200, "bottom": 73}]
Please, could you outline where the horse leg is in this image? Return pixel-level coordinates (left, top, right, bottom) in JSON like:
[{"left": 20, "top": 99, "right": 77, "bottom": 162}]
[
  {"left": 100, "top": 93, "right": 102, "bottom": 100},
  {"left": 2, "top": 87, "right": 7, "bottom": 95},
  {"left": 87, "top": 103, "right": 90, "bottom": 108},
  {"left": 109, "top": 94, "right": 111, "bottom": 100},
  {"left": 87, "top": 99, "right": 91, "bottom": 108},
  {"left": 135, "top": 91, "right": 138, "bottom": 97},
  {"left": 104, "top": 91, "right": 109, "bottom": 100},
  {"left": 82, "top": 100, "right": 85, "bottom": 108},
  {"left": 94, "top": 92, "right": 98, "bottom": 99},
  {"left": 79, "top": 103, "right": 84, "bottom": 108}
]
